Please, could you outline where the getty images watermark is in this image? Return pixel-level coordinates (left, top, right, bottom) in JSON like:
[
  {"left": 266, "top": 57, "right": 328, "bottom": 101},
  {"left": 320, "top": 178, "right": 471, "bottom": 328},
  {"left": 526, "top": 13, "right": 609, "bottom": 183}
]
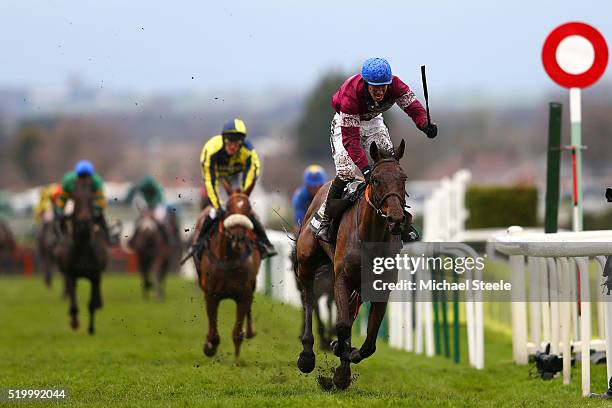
[{"left": 361, "top": 242, "right": 512, "bottom": 302}]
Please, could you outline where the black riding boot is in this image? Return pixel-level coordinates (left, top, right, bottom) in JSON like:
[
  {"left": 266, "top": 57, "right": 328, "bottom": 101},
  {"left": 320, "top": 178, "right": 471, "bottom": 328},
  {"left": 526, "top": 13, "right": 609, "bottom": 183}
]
[
  {"left": 315, "top": 177, "right": 347, "bottom": 243},
  {"left": 193, "top": 216, "right": 216, "bottom": 265},
  {"left": 250, "top": 214, "right": 277, "bottom": 259}
]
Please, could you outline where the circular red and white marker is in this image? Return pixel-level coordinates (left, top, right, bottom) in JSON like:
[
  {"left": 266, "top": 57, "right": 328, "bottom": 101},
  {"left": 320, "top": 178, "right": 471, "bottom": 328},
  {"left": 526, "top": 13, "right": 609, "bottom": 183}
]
[{"left": 542, "top": 22, "right": 608, "bottom": 88}]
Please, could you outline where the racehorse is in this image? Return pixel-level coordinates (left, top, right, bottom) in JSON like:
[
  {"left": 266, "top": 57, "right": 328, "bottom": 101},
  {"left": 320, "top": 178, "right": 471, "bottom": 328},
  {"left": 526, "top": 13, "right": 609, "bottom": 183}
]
[
  {"left": 129, "top": 211, "right": 171, "bottom": 300},
  {"left": 0, "top": 220, "right": 16, "bottom": 272},
  {"left": 295, "top": 140, "right": 408, "bottom": 389},
  {"left": 56, "top": 177, "right": 108, "bottom": 334},
  {"left": 36, "top": 213, "right": 64, "bottom": 292},
  {"left": 198, "top": 181, "right": 260, "bottom": 364}
]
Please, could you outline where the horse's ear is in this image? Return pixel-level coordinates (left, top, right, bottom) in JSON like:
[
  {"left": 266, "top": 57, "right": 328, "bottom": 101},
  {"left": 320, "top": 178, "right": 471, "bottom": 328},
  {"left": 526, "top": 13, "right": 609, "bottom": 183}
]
[
  {"left": 244, "top": 182, "right": 255, "bottom": 196},
  {"left": 222, "top": 179, "right": 233, "bottom": 195},
  {"left": 394, "top": 139, "right": 405, "bottom": 161},
  {"left": 369, "top": 142, "right": 380, "bottom": 163}
]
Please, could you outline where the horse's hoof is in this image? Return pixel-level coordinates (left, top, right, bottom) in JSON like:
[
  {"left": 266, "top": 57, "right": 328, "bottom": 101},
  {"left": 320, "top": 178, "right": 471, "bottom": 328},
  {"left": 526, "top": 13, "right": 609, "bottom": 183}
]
[
  {"left": 88, "top": 326, "right": 95, "bottom": 335},
  {"left": 70, "top": 318, "right": 79, "bottom": 330},
  {"left": 297, "top": 351, "right": 315, "bottom": 373},
  {"left": 245, "top": 330, "right": 257, "bottom": 339},
  {"left": 349, "top": 349, "right": 362, "bottom": 363},
  {"left": 203, "top": 342, "right": 217, "bottom": 357},
  {"left": 333, "top": 361, "right": 351, "bottom": 390}
]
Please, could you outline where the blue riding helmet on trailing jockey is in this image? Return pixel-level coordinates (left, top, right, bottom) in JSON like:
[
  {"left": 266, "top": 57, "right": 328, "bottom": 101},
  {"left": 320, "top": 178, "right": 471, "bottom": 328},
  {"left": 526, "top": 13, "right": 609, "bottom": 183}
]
[
  {"left": 74, "top": 159, "right": 95, "bottom": 176},
  {"left": 303, "top": 165, "right": 327, "bottom": 187},
  {"left": 361, "top": 57, "right": 393, "bottom": 86},
  {"left": 221, "top": 118, "right": 248, "bottom": 142}
]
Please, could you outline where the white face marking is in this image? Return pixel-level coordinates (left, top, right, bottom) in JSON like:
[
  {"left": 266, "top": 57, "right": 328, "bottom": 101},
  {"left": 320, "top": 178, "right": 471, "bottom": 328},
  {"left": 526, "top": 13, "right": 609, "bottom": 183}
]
[{"left": 237, "top": 201, "right": 244, "bottom": 209}]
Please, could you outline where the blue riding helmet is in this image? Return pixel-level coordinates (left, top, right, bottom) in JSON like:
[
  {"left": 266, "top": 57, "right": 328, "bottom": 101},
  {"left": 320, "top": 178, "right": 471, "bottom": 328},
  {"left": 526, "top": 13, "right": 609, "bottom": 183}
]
[
  {"left": 75, "top": 160, "right": 95, "bottom": 176},
  {"left": 361, "top": 57, "right": 392, "bottom": 86},
  {"left": 303, "top": 165, "right": 327, "bottom": 187}
]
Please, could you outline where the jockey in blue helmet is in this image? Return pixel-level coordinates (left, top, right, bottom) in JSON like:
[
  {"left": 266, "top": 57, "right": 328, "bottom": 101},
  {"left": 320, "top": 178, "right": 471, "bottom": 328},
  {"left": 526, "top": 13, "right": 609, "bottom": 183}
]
[{"left": 292, "top": 165, "right": 327, "bottom": 227}]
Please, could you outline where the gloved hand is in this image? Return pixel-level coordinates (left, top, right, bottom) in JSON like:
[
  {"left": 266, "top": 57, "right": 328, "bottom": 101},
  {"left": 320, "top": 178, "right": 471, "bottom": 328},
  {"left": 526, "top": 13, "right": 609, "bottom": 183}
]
[
  {"left": 361, "top": 165, "right": 372, "bottom": 183},
  {"left": 606, "top": 188, "right": 612, "bottom": 202},
  {"left": 420, "top": 123, "right": 438, "bottom": 139}
]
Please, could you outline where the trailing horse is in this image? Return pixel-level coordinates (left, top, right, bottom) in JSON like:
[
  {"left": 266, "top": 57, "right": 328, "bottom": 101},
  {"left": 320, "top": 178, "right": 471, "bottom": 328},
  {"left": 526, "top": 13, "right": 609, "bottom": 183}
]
[
  {"left": 295, "top": 140, "right": 408, "bottom": 389},
  {"left": 0, "top": 220, "right": 16, "bottom": 272},
  {"left": 36, "top": 213, "right": 64, "bottom": 292},
  {"left": 56, "top": 177, "right": 108, "bottom": 334},
  {"left": 197, "top": 181, "right": 260, "bottom": 364},
  {"left": 129, "top": 211, "right": 171, "bottom": 300}
]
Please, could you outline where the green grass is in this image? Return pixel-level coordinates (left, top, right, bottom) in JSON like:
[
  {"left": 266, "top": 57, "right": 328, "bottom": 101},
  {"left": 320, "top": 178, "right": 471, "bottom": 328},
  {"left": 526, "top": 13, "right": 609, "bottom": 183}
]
[{"left": 0, "top": 274, "right": 610, "bottom": 407}]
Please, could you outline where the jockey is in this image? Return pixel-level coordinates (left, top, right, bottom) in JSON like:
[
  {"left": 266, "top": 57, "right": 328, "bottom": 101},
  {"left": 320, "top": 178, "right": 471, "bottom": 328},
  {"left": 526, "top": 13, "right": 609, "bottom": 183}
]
[
  {"left": 311, "top": 57, "right": 437, "bottom": 243},
  {"left": 124, "top": 175, "right": 178, "bottom": 243},
  {"left": 55, "top": 160, "right": 113, "bottom": 243},
  {"left": 195, "top": 118, "right": 277, "bottom": 259},
  {"left": 35, "top": 183, "right": 62, "bottom": 223},
  {"left": 292, "top": 165, "right": 327, "bottom": 227}
]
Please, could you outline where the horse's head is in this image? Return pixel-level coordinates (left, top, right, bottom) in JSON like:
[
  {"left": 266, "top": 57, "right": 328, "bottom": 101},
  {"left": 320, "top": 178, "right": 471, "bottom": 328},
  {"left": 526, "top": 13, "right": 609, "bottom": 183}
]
[
  {"left": 221, "top": 180, "right": 254, "bottom": 252},
  {"left": 368, "top": 140, "right": 408, "bottom": 235},
  {"left": 72, "top": 176, "right": 95, "bottom": 241}
]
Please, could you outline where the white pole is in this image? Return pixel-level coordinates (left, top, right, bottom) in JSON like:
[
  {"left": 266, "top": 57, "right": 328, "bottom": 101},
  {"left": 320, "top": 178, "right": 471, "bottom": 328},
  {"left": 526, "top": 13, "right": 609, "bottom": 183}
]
[
  {"left": 569, "top": 87, "right": 583, "bottom": 232},
  {"left": 577, "top": 256, "right": 591, "bottom": 396},
  {"left": 510, "top": 255, "right": 528, "bottom": 364}
]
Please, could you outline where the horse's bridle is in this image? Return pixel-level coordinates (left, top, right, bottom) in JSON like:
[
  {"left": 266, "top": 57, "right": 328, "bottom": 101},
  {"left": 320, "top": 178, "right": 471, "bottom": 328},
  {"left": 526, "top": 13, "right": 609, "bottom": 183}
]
[{"left": 365, "top": 158, "right": 407, "bottom": 220}]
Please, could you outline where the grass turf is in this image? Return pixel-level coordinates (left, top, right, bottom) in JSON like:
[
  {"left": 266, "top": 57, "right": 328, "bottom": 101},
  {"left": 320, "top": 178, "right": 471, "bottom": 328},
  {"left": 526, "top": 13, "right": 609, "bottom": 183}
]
[{"left": 0, "top": 274, "right": 610, "bottom": 407}]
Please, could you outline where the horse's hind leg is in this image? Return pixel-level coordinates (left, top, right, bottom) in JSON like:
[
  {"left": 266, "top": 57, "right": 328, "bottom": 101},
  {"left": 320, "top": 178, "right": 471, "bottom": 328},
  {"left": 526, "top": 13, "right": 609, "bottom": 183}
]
[
  {"left": 349, "top": 301, "right": 387, "bottom": 364},
  {"left": 203, "top": 293, "right": 220, "bottom": 357},
  {"left": 232, "top": 294, "right": 251, "bottom": 365},
  {"left": 332, "top": 269, "right": 353, "bottom": 390},
  {"left": 88, "top": 276, "right": 102, "bottom": 335},
  {"left": 314, "top": 298, "right": 330, "bottom": 351},
  {"left": 297, "top": 264, "right": 316, "bottom": 373},
  {"left": 66, "top": 276, "right": 79, "bottom": 330}
]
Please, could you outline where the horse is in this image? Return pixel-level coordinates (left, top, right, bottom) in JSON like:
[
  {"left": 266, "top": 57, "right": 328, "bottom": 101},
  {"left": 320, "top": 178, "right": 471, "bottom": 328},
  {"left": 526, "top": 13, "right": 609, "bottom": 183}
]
[
  {"left": 295, "top": 140, "right": 408, "bottom": 390},
  {"left": 198, "top": 181, "right": 260, "bottom": 364},
  {"left": 36, "top": 210, "right": 64, "bottom": 291},
  {"left": 0, "top": 220, "right": 16, "bottom": 272},
  {"left": 129, "top": 211, "right": 171, "bottom": 300},
  {"left": 56, "top": 176, "right": 108, "bottom": 334}
]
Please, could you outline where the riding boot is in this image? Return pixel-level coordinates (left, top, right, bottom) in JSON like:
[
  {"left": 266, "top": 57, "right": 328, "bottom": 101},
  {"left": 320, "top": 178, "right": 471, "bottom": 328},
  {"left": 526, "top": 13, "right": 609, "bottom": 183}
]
[
  {"left": 313, "top": 177, "right": 347, "bottom": 243},
  {"left": 249, "top": 214, "right": 277, "bottom": 259},
  {"left": 192, "top": 215, "right": 216, "bottom": 273}
]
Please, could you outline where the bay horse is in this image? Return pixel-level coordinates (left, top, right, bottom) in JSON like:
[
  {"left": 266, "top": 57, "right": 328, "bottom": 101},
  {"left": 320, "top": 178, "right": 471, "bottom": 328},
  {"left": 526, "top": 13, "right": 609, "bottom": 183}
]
[
  {"left": 129, "top": 211, "right": 171, "bottom": 300},
  {"left": 0, "top": 220, "right": 16, "bottom": 272},
  {"left": 198, "top": 181, "right": 260, "bottom": 364},
  {"left": 36, "top": 211, "right": 63, "bottom": 291},
  {"left": 295, "top": 140, "right": 408, "bottom": 390},
  {"left": 56, "top": 177, "right": 108, "bottom": 334}
]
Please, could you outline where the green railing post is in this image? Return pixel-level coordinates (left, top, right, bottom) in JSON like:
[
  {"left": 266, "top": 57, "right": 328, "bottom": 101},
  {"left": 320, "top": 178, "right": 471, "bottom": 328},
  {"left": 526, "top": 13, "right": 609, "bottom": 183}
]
[{"left": 545, "top": 102, "right": 562, "bottom": 233}]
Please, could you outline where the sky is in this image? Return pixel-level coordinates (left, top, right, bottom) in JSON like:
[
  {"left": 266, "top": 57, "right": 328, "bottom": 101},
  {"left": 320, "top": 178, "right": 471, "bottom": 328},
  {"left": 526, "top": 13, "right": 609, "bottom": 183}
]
[{"left": 2, "top": 0, "right": 612, "bottom": 96}]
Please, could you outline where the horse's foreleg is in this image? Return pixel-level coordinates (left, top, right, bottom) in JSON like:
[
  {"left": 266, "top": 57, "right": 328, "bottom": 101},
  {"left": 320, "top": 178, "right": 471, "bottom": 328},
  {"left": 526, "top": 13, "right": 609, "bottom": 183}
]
[
  {"left": 350, "top": 301, "right": 387, "bottom": 364},
  {"left": 66, "top": 276, "right": 79, "bottom": 330},
  {"left": 245, "top": 304, "right": 256, "bottom": 339},
  {"left": 232, "top": 295, "right": 250, "bottom": 365},
  {"left": 297, "top": 265, "right": 316, "bottom": 373},
  {"left": 332, "top": 271, "right": 353, "bottom": 390},
  {"left": 88, "top": 276, "right": 102, "bottom": 335},
  {"left": 203, "top": 293, "right": 220, "bottom": 357}
]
